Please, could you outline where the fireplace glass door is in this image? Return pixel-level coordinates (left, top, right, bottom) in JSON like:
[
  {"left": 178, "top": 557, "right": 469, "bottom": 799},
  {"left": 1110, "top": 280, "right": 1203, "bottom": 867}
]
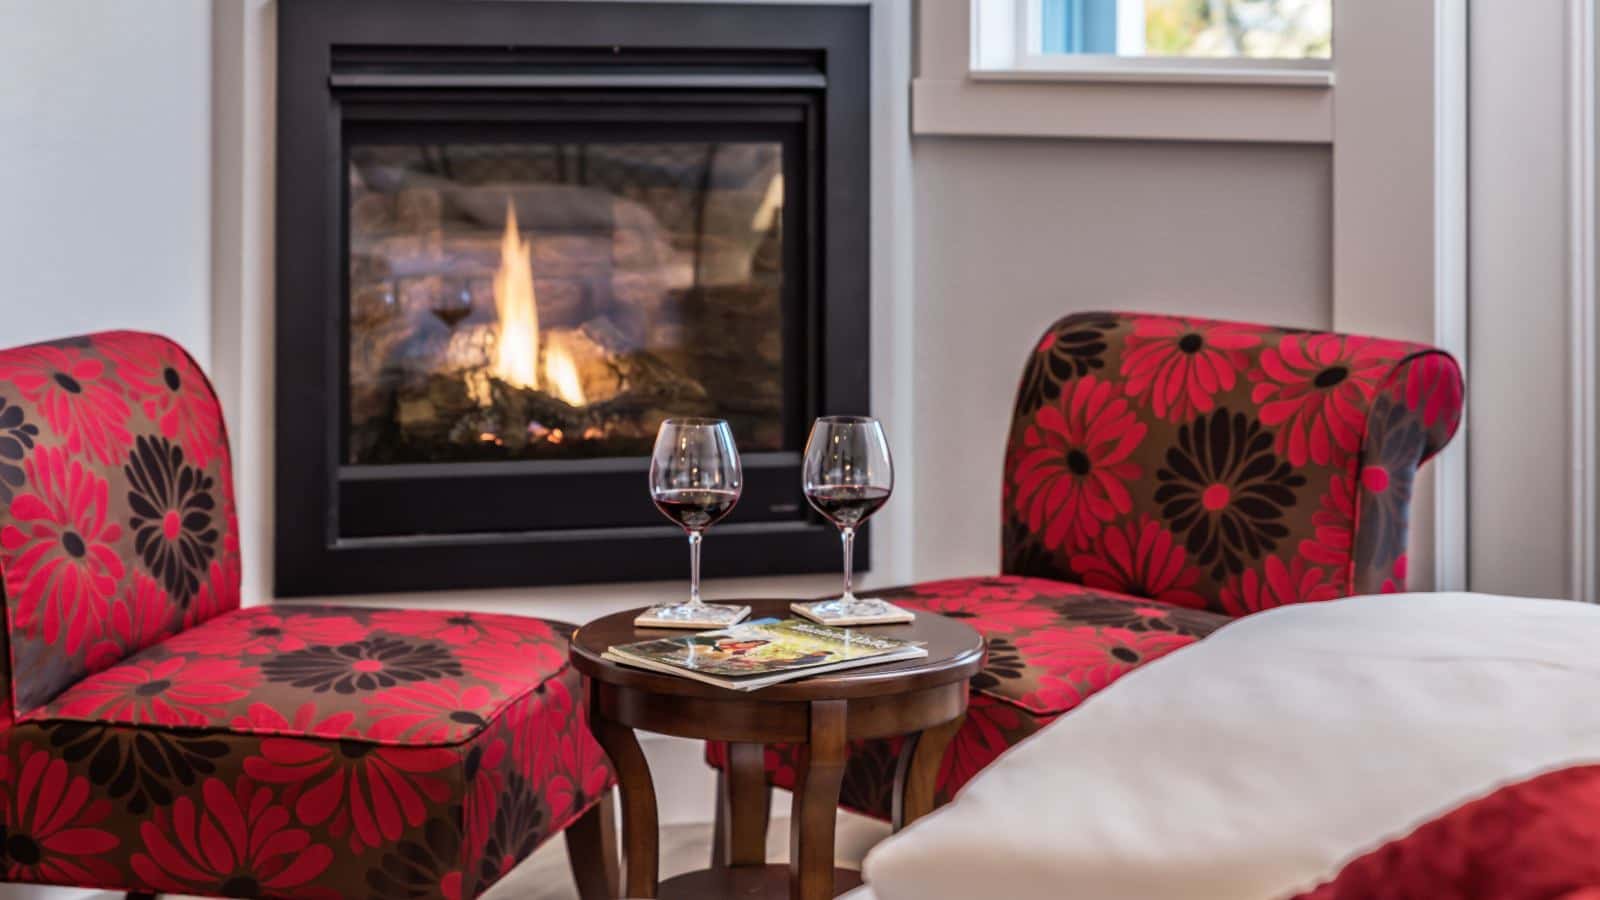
[{"left": 346, "top": 133, "right": 797, "bottom": 465}]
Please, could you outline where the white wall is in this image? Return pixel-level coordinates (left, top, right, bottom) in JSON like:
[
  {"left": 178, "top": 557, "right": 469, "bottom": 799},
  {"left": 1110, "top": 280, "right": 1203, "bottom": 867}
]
[
  {"left": 0, "top": 2, "right": 211, "bottom": 361},
  {"left": 909, "top": 137, "right": 1333, "bottom": 578}
]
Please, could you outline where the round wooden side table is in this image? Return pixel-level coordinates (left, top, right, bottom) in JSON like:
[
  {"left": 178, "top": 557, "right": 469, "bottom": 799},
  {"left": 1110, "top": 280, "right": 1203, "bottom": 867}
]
[{"left": 570, "top": 600, "right": 984, "bottom": 900}]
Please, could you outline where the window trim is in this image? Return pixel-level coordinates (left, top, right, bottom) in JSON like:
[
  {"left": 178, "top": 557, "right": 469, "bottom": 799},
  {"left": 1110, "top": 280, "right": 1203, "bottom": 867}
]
[
  {"left": 914, "top": 0, "right": 1333, "bottom": 143},
  {"left": 970, "top": 0, "right": 1334, "bottom": 88}
]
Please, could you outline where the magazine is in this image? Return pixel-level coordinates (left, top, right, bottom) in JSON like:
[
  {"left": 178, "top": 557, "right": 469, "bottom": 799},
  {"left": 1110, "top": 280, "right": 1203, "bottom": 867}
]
[
  {"left": 604, "top": 618, "right": 928, "bottom": 691},
  {"left": 790, "top": 597, "right": 916, "bottom": 626}
]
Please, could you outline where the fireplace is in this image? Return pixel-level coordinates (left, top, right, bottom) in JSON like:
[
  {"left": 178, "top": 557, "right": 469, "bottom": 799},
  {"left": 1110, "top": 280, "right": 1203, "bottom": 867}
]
[{"left": 276, "top": 1, "right": 868, "bottom": 595}]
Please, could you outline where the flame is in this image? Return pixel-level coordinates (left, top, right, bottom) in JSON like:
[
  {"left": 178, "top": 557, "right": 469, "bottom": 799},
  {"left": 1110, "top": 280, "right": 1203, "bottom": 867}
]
[
  {"left": 492, "top": 200, "right": 540, "bottom": 391},
  {"left": 489, "top": 199, "right": 588, "bottom": 408},
  {"left": 545, "top": 340, "right": 587, "bottom": 406}
]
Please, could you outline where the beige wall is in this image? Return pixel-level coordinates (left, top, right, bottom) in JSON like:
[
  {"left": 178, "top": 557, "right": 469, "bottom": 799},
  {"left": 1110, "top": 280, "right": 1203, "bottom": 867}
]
[
  {"left": 909, "top": 136, "right": 1333, "bottom": 578},
  {"left": 1466, "top": 0, "right": 1574, "bottom": 599}
]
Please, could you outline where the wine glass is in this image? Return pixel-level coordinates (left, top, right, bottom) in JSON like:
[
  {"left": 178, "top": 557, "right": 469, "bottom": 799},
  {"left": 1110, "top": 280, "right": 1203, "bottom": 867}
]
[
  {"left": 639, "top": 418, "right": 750, "bottom": 628},
  {"left": 803, "top": 416, "right": 894, "bottom": 618}
]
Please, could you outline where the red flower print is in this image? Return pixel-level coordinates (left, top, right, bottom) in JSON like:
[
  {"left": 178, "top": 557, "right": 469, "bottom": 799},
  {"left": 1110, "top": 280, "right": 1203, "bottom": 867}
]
[
  {"left": 51, "top": 655, "right": 257, "bottom": 727},
  {"left": 94, "top": 331, "right": 226, "bottom": 470},
  {"left": 512, "top": 677, "right": 577, "bottom": 780},
  {"left": 1120, "top": 316, "right": 1260, "bottom": 421},
  {"left": 3, "top": 745, "right": 120, "bottom": 886},
  {"left": 1218, "top": 555, "right": 1341, "bottom": 616},
  {"left": 363, "top": 679, "right": 499, "bottom": 743},
  {"left": 1380, "top": 554, "right": 1409, "bottom": 594},
  {"left": 243, "top": 738, "right": 456, "bottom": 853},
  {"left": 0, "top": 446, "right": 124, "bottom": 655},
  {"left": 1399, "top": 351, "right": 1463, "bottom": 431},
  {"left": 1300, "top": 474, "right": 1356, "bottom": 568},
  {"left": 1250, "top": 334, "right": 1400, "bottom": 466},
  {"left": 231, "top": 701, "right": 357, "bottom": 738},
  {"left": 893, "top": 577, "right": 1060, "bottom": 635},
  {"left": 454, "top": 632, "right": 566, "bottom": 694},
  {"left": 1012, "top": 375, "right": 1146, "bottom": 551},
  {"left": 1017, "top": 627, "right": 1190, "bottom": 714},
  {"left": 936, "top": 694, "right": 1029, "bottom": 797},
  {"left": 1355, "top": 398, "right": 1427, "bottom": 572},
  {"left": 130, "top": 777, "right": 336, "bottom": 899},
  {"left": 370, "top": 609, "right": 539, "bottom": 647},
  {"left": 184, "top": 533, "right": 241, "bottom": 629},
  {"left": 545, "top": 728, "right": 612, "bottom": 823},
  {"left": 464, "top": 731, "right": 512, "bottom": 872},
  {"left": 0, "top": 343, "right": 130, "bottom": 464},
  {"left": 86, "top": 572, "right": 180, "bottom": 672},
  {"left": 1070, "top": 516, "right": 1207, "bottom": 611},
  {"left": 166, "top": 606, "right": 364, "bottom": 657}
]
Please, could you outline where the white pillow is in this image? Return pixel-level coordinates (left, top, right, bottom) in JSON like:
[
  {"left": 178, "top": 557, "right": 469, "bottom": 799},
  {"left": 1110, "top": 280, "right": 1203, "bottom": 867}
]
[{"left": 858, "top": 592, "right": 1600, "bottom": 900}]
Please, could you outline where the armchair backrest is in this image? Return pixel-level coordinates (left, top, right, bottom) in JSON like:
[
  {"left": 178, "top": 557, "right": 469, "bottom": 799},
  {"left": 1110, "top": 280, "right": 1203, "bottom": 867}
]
[
  {"left": 0, "top": 332, "right": 240, "bottom": 718},
  {"left": 1002, "top": 312, "right": 1463, "bottom": 616}
]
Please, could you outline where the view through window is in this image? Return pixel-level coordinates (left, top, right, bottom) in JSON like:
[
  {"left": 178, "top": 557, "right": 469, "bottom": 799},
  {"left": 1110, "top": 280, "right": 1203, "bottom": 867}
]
[{"left": 975, "top": 0, "right": 1331, "bottom": 69}]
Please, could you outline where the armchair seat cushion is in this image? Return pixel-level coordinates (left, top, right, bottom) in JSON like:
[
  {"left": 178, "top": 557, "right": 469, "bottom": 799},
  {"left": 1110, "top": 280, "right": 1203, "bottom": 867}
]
[
  {"left": 884, "top": 576, "right": 1229, "bottom": 716},
  {"left": 707, "top": 576, "right": 1229, "bottom": 819},
  {"left": 21, "top": 605, "right": 572, "bottom": 743},
  {"left": 2, "top": 605, "right": 611, "bottom": 899}
]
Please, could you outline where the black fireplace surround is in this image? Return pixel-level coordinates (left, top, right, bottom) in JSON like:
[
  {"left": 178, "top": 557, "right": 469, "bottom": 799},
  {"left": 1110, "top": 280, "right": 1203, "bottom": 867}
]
[{"left": 276, "top": 0, "right": 869, "bottom": 595}]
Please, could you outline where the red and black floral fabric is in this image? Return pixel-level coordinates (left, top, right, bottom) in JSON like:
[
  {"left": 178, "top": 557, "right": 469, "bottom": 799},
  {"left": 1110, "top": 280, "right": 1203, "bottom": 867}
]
[
  {"left": 710, "top": 312, "right": 1464, "bottom": 820},
  {"left": 0, "top": 332, "right": 611, "bottom": 899},
  {"left": 0, "top": 332, "right": 241, "bottom": 717},
  {"left": 1006, "top": 312, "right": 1463, "bottom": 603}
]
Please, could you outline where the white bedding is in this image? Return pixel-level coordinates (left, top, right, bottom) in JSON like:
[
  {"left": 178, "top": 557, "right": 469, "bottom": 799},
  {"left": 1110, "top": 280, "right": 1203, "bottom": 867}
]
[{"left": 856, "top": 592, "right": 1600, "bottom": 900}]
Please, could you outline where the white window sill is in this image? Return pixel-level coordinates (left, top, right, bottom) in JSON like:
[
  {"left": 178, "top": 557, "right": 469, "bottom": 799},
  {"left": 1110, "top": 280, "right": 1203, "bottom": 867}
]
[
  {"left": 969, "top": 65, "right": 1334, "bottom": 88},
  {"left": 912, "top": 72, "right": 1334, "bottom": 143}
]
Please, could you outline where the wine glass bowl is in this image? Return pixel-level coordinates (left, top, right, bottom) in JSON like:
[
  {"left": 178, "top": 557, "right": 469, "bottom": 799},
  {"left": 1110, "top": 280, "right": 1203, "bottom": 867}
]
[
  {"left": 640, "top": 418, "right": 750, "bottom": 627},
  {"left": 803, "top": 416, "right": 894, "bottom": 614}
]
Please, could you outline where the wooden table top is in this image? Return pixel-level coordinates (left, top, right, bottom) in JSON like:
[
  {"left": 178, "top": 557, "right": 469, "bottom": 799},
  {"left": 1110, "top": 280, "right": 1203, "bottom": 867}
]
[{"left": 570, "top": 598, "right": 985, "bottom": 702}]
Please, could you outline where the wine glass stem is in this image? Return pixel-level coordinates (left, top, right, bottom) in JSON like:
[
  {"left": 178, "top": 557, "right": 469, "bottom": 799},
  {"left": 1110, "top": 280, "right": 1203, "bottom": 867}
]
[
  {"left": 687, "top": 530, "right": 704, "bottom": 609},
  {"left": 840, "top": 526, "right": 856, "bottom": 602}
]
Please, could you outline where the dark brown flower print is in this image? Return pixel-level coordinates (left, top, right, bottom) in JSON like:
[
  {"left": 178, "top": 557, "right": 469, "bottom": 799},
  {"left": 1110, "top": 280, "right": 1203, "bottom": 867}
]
[
  {"left": 1154, "top": 408, "right": 1306, "bottom": 579},
  {"left": 125, "top": 435, "right": 218, "bottom": 604},
  {"left": 1015, "top": 313, "right": 1119, "bottom": 415},
  {"left": 262, "top": 637, "right": 463, "bottom": 694}
]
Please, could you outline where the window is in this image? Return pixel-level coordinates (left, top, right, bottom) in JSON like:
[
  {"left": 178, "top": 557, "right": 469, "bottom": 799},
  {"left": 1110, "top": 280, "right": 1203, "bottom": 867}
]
[{"left": 973, "top": 0, "right": 1332, "bottom": 83}]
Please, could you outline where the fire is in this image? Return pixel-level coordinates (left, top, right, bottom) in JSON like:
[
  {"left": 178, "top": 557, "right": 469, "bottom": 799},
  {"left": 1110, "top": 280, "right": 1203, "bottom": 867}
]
[
  {"left": 489, "top": 199, "right": 587, "bottom": 407},
  {"left": 544, "top": 340, "right": 588, "bottom": 406},
  {"left": 492, "top": 200, "right": 541, "bottom": 391}
]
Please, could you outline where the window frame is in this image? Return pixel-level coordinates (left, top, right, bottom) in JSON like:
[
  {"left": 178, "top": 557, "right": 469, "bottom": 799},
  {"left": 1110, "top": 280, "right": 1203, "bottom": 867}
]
[{"left": 971, "top": 0, "right": 1334, "bottom": 87}]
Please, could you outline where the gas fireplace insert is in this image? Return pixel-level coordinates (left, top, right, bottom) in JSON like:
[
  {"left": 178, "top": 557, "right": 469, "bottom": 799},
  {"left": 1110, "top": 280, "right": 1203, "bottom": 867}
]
[{"left": 275, "top": 1, "right": 868, "bottom": 595}]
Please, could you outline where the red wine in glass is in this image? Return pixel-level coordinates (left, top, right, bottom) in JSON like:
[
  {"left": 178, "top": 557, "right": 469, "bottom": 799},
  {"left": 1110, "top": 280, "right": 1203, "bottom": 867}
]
[
  {"left": 802, "top": 416, "right": 894, "bottom": 607},
  {"left": 652, "top": 488, "right": 740, "bottom": 531},
  {"left": 641, "top": 418, "right": 749, "bottom": 627},
  {"left": 803, "top": 484, "right": 891, "bottom": 529}
]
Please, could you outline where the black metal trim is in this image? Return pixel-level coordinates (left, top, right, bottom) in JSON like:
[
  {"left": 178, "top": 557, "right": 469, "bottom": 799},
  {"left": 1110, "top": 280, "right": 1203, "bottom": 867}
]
[
  {"left": 329, "top": 73, "right": 828, "bottom": 90},
  {"left": 275, "top": 0, "right": 870, "bottom": 596}
]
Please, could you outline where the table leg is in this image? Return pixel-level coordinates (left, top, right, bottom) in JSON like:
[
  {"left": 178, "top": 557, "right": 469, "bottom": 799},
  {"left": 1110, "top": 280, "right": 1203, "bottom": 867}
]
[
  {"left": 891, "top": 714, "right": 963, "bottom": 832},
  {"left": 589, "top": 683, "right": 659, "bottom": 898},
  {"left": 716, "top": 742, "right": 770, "bottom": 867},
  {"left": 789, "top": 699, "right": 847, "bottom": 900}
]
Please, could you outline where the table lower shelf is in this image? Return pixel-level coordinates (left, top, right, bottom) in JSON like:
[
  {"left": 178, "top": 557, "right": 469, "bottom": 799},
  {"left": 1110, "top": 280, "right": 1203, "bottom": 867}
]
[{"left": 656, "top": 864, "right": 864, "bottom": 899}]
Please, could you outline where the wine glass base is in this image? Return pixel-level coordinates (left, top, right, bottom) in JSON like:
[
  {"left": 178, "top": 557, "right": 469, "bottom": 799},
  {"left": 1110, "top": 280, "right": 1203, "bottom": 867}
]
[
  {"left": 790, "top": 596, "right": 915, "bottom": 625},
  {"left": 634, "top": 602, "right": 753, "bottom": 630}
]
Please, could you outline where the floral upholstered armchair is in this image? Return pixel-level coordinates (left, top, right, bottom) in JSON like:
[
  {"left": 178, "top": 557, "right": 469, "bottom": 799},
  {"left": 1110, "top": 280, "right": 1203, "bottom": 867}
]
[
  {"left": 0, "top": 332, "right": 616, "bottom": 899},
  {"left": 710, "top": 311, "right": 1465, "bottom": 824}
]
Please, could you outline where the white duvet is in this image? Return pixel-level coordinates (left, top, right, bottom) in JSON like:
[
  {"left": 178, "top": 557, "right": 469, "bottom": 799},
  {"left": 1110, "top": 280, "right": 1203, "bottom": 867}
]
[{"left": 849, "top": 592, "right": 1600, "bottom": 900}]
